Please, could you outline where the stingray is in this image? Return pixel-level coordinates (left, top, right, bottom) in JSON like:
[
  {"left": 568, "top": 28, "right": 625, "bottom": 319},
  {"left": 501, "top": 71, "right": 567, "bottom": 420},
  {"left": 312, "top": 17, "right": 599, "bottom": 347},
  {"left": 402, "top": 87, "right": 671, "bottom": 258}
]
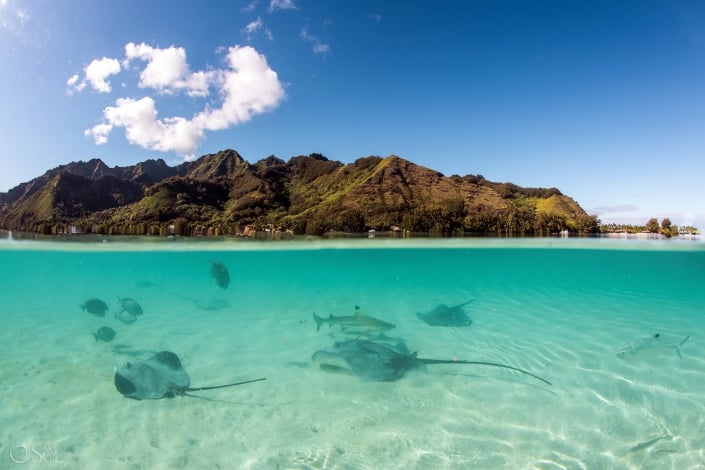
[
  {"left": 312, "top": 339, "right": 551, "bottom": 385},
  {"left": 210, "top": 261, "right": 230, "bottom": 289},
  {"left": 114, "top": 351, "right": 266, "bottom": 400},
  {"left": 417, "top": 300, "right": 474, "bottom": 327}
]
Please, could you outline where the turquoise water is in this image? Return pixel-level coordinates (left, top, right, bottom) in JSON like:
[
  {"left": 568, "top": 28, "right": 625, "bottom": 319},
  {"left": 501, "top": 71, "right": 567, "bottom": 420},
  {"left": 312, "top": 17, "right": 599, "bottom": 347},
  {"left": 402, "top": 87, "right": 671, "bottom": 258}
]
[{"left": 1, "top": 237, "right": 704, "bottom": 469}]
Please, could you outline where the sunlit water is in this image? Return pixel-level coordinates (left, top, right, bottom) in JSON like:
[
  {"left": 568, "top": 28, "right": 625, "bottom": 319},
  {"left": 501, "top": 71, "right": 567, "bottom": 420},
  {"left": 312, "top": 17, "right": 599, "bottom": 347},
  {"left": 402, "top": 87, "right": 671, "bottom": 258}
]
[{"left": 1, "top": 235, "right": 704, "bottom": 469}]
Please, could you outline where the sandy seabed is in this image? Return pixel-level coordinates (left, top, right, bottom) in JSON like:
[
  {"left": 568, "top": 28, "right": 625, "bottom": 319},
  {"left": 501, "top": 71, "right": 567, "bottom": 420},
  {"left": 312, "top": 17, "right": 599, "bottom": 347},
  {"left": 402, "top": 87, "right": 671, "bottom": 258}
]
[{"left": 1, "top": 239, "right": 704, "bottom": 469}]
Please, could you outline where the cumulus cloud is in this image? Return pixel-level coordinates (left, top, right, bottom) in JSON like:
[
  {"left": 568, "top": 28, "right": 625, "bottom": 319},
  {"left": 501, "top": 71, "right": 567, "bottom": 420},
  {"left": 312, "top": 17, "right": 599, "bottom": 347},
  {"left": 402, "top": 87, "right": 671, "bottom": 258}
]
[
  {"left": 84, "top": 123, "right": 113, "bottom": 145},
  {"left": 269, "top": 0, "right": 296, "bottom": 12},
  {"left": 83, "top": 45, "right": 285, "bottom": 155},
  {"left": 69, "top": 57, "right": 121, "bottom": 93},
  {"left": 193, "top": 46, "right": 285, "bottom": 131},
  {"left": 123, "top": 42, "right": 214, "bottom": 97}
]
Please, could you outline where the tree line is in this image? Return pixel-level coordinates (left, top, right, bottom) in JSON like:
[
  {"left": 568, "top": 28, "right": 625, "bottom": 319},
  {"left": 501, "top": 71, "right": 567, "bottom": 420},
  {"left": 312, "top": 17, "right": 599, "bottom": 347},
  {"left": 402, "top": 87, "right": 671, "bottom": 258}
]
[{"left": 599, "top": 217, "right": 700, "bottom": 237}]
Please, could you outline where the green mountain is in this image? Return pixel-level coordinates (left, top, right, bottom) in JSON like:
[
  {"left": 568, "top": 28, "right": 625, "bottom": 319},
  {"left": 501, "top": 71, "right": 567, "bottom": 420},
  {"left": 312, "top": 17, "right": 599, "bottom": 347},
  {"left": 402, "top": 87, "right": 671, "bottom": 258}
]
[{"left": 0, "top": 149, "right": 598, "bottom": 236}]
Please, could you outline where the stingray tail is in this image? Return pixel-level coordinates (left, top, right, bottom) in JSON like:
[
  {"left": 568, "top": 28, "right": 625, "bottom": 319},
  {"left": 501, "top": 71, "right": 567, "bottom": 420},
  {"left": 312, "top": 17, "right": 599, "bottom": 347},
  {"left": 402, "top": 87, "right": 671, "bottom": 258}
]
[
  {"left": 158, "top": 286, "right": 197, "bottom": 302},
  {"left": 184, "top": 377, "right": 266, "bottom": 392},
  {"left": 418, "top": 358, "right": 552, "bottom": 386}
]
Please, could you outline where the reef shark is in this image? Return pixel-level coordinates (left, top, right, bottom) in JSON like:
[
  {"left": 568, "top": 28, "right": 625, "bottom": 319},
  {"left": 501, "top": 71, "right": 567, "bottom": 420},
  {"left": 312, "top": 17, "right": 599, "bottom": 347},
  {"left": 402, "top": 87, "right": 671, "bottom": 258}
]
[
  {"left": 313, "top": 305, "right": 396, "bottom": 333},
  {"left": 617, "top": 333, "right": 690, "bottom": 360}
]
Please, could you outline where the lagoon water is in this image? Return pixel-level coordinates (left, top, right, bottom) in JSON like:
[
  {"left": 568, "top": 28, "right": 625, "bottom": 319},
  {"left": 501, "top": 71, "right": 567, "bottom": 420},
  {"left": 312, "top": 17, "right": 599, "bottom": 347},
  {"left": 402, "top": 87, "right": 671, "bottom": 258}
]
[{"left": 1, "top": 235, "right": 704, "bottom": 469}]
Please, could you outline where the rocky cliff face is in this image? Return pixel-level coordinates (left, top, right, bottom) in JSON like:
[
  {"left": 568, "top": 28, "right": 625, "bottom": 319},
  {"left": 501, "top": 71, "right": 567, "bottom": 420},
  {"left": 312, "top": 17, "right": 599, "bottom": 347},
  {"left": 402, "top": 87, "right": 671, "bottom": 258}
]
[{"left": 0, "top": 149, "right": 597, "bottom": 236}]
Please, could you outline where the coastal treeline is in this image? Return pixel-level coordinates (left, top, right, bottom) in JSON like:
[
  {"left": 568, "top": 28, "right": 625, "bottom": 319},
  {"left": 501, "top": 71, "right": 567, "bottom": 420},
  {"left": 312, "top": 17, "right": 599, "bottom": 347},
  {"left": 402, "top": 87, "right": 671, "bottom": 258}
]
[
  {"left": 600, "top": 218, "right": 700, "bottom": 238},
  {"left": 20, "top": 204, "right": 601, "bottom": 237}
]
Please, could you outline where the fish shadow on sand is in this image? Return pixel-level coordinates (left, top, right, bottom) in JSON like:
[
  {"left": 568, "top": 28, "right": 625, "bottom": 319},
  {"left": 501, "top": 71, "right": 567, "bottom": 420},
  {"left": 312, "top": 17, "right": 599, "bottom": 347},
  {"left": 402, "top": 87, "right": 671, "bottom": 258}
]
[
  {"left": 312, "top": 338, "right": 551, "bottom": 385},
  {"left": 417, "top": 300, "right": 474, "bottom": 327}
]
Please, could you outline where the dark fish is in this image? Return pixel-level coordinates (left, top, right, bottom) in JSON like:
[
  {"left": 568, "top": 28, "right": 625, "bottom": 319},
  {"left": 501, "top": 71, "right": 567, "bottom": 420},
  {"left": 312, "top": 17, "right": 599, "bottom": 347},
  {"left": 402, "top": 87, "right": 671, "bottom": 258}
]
[
  {"left": 114, "top": 351, "right": 265, "bottom": 400},
  {"left": 210, "top": 261, "right": 230, "bottom": 289},
  {"left": 119, "top": 297, "right": 143, "bottom": 316},
  {"left": 312, "top": 339, "right": 551, "bottom": 385},
  {"left": 417, "top": 300, "right": 474, "bottom": 327},
  {"left": 93, "top": 326, "right": 116, "bottom": 343},
  {"left": 81, "top": 298, "right": 109, "bottom": 317}
]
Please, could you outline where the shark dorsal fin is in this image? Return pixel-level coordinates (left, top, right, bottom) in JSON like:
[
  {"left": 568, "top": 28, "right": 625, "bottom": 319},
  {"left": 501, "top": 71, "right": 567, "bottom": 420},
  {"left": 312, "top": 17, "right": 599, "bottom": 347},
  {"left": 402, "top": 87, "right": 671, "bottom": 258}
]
[{"left": 354, "top": 305, "right": 366, "bottom": 317}]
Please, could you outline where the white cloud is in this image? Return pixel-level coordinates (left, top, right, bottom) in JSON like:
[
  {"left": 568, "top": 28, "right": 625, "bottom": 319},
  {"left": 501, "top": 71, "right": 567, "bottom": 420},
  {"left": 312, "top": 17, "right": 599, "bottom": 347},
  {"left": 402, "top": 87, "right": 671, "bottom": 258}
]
[
  {"left": 84, "top": 123, "right": 113, "bottom": 145},
  {"left": 87, "top": 96, "right": 203, "bottom": 154},
  {"left": 300, "top": 27, "right": 330, "bottom": 56},
  {"left": 242, "top": 17, "right": 273, "bottom": 41},
  {"left": 312, "top": 44, "right": 331, "bottom": 55},
  {"left": 194, "top": 46, "right": 285, "bottom": 131},
  {"left": 80, "top": 57, "right": 121, "bottom": 93},
  {"left": 268, "top": 0, "right": 296, "bottom": 12},
  {"left": 123, "top": 42, "right": 214, "bottom": 97},
  {"left": 85, "top": 45, "right": 285, "bottom": 155},
  {"left": 242, "top": 0, "right": 258, "bottom": 12},
  {"left": 244, "top": 17, "right": 263, "bottom": 35}
]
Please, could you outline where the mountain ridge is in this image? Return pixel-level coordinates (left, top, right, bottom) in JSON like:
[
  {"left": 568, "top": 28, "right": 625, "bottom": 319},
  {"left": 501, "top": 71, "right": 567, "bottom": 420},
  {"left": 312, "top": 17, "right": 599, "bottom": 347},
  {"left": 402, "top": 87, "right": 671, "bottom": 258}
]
[{"left": 0, "top": 149, "right": 598, "bottom": 236}]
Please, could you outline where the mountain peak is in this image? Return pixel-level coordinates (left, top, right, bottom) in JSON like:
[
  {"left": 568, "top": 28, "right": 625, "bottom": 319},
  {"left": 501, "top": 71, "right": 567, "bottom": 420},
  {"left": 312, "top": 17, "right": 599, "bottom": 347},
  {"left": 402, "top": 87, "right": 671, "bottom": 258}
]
[
  {"left": 0, "top": 148, "right": 595, "bottom": 236},
  {"left": 184, "top": 149, "right": 248, "bottom": 179}
]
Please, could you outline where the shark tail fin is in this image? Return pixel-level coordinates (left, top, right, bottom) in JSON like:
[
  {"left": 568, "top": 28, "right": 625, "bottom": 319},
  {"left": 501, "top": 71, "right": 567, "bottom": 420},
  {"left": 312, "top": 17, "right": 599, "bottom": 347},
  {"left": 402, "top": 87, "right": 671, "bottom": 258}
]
[
  {"left": 312, "top": 313, "right": 325, "bottom": 331},
  {"left": 677, "top": 335, "right": 690, "bottom": 359}
]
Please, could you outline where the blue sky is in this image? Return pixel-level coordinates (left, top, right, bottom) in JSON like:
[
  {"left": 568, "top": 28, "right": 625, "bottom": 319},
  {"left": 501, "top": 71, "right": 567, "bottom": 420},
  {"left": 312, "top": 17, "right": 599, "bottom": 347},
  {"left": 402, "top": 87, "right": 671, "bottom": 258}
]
[{"left": 1, "top": 0, "right": 704, "bottom": 228}]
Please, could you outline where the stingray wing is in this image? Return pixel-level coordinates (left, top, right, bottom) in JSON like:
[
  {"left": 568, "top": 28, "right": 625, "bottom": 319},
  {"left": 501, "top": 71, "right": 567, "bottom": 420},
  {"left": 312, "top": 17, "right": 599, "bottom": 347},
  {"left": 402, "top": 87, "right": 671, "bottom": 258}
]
[
  {"left": 417, "top": 304, "right": 472, "bottom": 326},
  {"left": 313, "top": 340, "right": 412, "bottom": 381},
  {"left": 114, "top": 351, "right": 191, "bottom": 399}
]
